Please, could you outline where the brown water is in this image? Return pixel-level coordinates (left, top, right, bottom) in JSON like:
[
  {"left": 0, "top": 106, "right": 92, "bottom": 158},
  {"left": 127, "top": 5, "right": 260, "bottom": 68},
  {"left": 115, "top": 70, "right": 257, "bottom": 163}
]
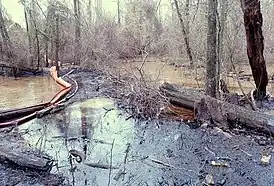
[
  {"left": 120, "top": 61, "right": 274, "bottom": 95},
  {"left": 1, "top": 60, "right": 274, "bottom": 111},
  {"left": 0, "top": 76, "right": 60, "bottom": 110},
  {"left": 0, "top": 62, "right": 274, "bottom": 185},
  {"left": 1, "top": 61, "right": 274, "bottom": 111}
]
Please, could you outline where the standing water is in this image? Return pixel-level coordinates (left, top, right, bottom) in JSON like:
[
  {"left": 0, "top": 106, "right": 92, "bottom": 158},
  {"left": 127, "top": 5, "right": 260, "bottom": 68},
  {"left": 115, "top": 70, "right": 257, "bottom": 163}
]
[
  {"left": 0, "top": 76, "right": 60, "bottom": 109},
  {"left": 19, "top": 98, "right": 134, "bottom": 186}
]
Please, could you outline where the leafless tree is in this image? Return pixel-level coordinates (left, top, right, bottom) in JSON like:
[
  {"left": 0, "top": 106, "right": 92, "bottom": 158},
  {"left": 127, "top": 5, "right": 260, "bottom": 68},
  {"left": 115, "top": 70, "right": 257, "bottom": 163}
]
[
  {"left": 23, "top": 3, "right": 33, "bottom": 66},
  {"left": 55, "top": 15, "right": 59, "bottom": 71},
  {"left": 74, "top": 0, "right": 81, "bottom": 65},
  {"left": 240, "top": 0, "right": 268, "bottom": 99},
  {"left": 0, "top": 0, "right": 12, "bottom": 60},
  {"left": 205, "top": 0, "right": 217, "bottom": 98},
  {"left": 173, "top": 0, "right": 193, "bottom": 67},
  {"left": 117, "top": 0, "right": 121, "bottom": 26}
]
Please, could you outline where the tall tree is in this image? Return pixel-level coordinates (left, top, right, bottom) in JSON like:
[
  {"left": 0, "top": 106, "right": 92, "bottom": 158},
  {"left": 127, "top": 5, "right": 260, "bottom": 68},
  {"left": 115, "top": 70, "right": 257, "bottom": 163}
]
[
  {"left": 216, "top": 0, "right": 228, "bottom": 97},
  {"left": 173, "top": 0, "right": 193, "bottom": 67},
  {"left": 29, "top": 6, "right": 40, "bottom": 69},
  {"left": 74, "top": 0, "right": 81, "bottom": 65},
  {"left": 45, "top": 1, "right": 56, "bottom": 67},
  {"left": 95, "top": 0, "right": 102, "bottom": 19},
  {"left": 205, "top": 0, "right": 217, "bottom": 98},
  {"left": 0, "top": 0, "right": 12, "bottom": 59},
  {"left": 117, "top": 0, "right": 121, "bottom": 26},
  {"left": 23, "top": 4, "right": 33, "bottom": 66},
  {"left": 55, "top": 15, "right": 59, "bottom": 71},
  {"left": 87, "top": 0, "right": 92, "bottom": 25},
  {"left": 240, "top": 0, "right": 268, "bottom": 99},
  {"left": 185, "top": 0, "right": 190, "bottom": 35},
  {"left": 21, "top": 0, "right": 41, "bottom": 69}
]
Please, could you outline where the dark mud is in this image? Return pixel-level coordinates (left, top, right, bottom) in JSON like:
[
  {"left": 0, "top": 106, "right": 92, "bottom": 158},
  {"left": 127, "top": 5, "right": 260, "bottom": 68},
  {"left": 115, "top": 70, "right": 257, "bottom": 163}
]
[{"left": 1, "top": 69, "right": 274, "bottom": 186}]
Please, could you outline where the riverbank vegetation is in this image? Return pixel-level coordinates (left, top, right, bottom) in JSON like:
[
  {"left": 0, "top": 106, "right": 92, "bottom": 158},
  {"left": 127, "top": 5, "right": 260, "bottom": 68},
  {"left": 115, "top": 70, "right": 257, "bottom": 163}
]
[{"left": 0, "top": 0, "right": 272, "bottom": 77}]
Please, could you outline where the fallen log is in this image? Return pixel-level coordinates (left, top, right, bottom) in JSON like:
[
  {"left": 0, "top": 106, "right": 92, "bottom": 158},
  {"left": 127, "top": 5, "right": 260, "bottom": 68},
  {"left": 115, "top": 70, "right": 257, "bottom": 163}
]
[
  {"left": 0, "top": 143, "right": 53, "bottom": 171},
  {"left": 160, "top": 82, "right": 274, "bottom": 136}
]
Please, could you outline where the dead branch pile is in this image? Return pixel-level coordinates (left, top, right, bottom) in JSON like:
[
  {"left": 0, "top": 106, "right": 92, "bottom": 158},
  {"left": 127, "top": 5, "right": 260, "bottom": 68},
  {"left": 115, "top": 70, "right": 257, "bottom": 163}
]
[
  {"left": 103, "top": 73, "right": 168, "bottom": 120},
  {"left": 119, "top": 86, "right": 167, "bottom": 120}
]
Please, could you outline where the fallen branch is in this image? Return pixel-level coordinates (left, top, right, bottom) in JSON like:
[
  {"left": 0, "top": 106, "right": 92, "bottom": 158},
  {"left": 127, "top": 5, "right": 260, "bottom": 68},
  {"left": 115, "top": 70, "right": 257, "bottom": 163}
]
[
  {"left": 230, "top": 58, "right": 257, "bottom": 110},
  {"left": 108, "top": 139, "right": 115, "bottom": 186},
  {"left": 160, "top": 82, "right": 274, "bottom": 136},
  {"left": 0, "top": 144, "right": 53, "bottom": 171},
  {"left": 113, "top": 143, "right": 131, "bottom": 181},
  {"left": 150, "top": 158, "right": 177, "bottom": 169},
  {"left": 84, "top": 162, "right": 119, "bottom": 170}
]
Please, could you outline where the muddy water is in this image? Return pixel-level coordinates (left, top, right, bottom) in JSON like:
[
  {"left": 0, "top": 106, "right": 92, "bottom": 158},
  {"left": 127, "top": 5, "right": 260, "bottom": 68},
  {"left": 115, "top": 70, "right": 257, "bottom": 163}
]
[
  {"left": 19, "top": 98, "right": 134, "bottom": 186},
  {"left": 1, "top": 61, "right": 274, "bottom": 110},
  {"left": 0, "top": 76, "right": 60, "bottom": 110},
  {"left": 120, "top": 61, "right": 274, "bottom": 95},
  {"left": 1, "top": 64, "right": 274, "bottom": 185}
]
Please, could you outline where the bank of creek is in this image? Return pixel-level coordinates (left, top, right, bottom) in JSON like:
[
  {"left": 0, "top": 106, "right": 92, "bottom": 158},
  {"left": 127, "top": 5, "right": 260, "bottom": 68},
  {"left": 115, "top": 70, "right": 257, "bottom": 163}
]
[{"left": 1, "top": 63, "right": 274, "bottom": 186}]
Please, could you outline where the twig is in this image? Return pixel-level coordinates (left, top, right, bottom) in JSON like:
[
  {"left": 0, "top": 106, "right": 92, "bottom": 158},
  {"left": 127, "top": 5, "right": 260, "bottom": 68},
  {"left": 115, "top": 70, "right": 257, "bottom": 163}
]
[
  {"left": 84, "top": 162, "right": 119, "bottom": 169},
  {"left": 103, "top": 107, "right": 115, "bottom": 117},
  {"left": 235, "top": 146, "right": 253, "bottom": 157},
  {"left": 250, "top": 88, "right": 257, "bottom": 110},
  {"left": 108, "top": 139, "right": 115, "bottom": 186},
  {"left": 124, "top": 143, "right": 131, "bottom": 164},
  {"left": 150, "top": 158, "right": 177, "bottom": 169},
  {"left": 121, "top": 143, "right": 131, "bottom": 180},
  {"left": 155, "top": 60, "right": 167, "bottom": 81},
  {"left": 136, "top": 51, "right": 149, "bottom": 87},
  {"left": 194, "top": 67, "right": 201, "bottom": 88},
  {"left": 204, "top": 146, "right": 216, "bottom": 157},
  {"left": 139, "top": 51, "right": 148, "bottom": 71},
  {"left": 230, "top": 55, "right": 257, "bottom": 110},
  {"left": 114, "top": 144, "right": 131, "bottom": 181},
  {"left": 149, "top": 157, "right": 196, "bottom": 178}
]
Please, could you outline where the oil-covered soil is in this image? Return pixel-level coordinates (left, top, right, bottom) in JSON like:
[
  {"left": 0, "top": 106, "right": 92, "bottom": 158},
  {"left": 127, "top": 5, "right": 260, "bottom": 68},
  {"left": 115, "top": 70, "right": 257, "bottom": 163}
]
[{"left": 0, "top": 68, "right": 274, "bottom": 186}]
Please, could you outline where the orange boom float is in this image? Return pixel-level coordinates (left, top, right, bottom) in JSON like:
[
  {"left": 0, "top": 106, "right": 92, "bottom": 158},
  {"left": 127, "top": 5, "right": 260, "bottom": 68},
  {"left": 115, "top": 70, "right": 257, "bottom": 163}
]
[{"left": 0, "top": 66, "right": 72, "bottom": 127}]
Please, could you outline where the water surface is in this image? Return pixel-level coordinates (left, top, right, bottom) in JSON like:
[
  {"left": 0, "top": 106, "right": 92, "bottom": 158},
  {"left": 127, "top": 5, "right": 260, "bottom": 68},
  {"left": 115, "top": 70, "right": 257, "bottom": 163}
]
[
  {"left": 0, "top": 76, "right": 60, "bottom": 110},
  {"left": 19, "top": 98, "right": 134, "bottom": 186}
]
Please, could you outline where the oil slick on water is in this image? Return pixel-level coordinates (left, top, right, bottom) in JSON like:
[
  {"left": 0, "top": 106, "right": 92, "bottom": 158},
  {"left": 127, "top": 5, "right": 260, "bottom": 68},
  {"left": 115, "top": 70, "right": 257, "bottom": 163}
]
[{"left": 19, "top": 98, "right": 134, "bottom": 186}]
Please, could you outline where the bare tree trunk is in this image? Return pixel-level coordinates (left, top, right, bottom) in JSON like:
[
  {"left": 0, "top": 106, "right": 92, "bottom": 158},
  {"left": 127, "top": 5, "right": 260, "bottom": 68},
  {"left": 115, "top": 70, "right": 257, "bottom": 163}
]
[
  {"left": 29, "top": 8, "right": 40, "bottom": 70},
  {"left": 45, "top": 41, "right": 49, "bottom": 67},
  {"left": 216, "top": 0, "right": 228, "bottom": 98},
  {"left": 0, "top": 40, "right": 3, "bottom": 59},
  {"left": 205, "top": 0, "right": 217, "bottom": 98},
  {"left": 240, "top": 0, "right": 268, "bottom": 99},
  {"left": 34, "top": 23, "right": 40, "bottom": 70},
  {"left": 24, "top": 7, "right": 33, "bottom": 67},
  {"left": 55, "top": 15, "right": 59, "bottom": 71},
  {"left": 96, "top": 0, "right": 102, "bottom": 19},
  {"left": 87, "top": 0, "right": 92, "bottom": 25},
  {"left": 117, "top": 0, "right": 121, "bottom": 26},
  {"left": 44, "top": 4, "right": 54, "bottom": 67},
  {"left": 185, "top": 0, "right": 190, "bottom": 35},
  {"left": 0, "top": 1, "right": 12, "bottom": 59},
  {"left": 173, "top": 0, "right": 193, "bottom": 67},
  {"left": 74, "top": 0, "right": 81, "bottom": 65}
]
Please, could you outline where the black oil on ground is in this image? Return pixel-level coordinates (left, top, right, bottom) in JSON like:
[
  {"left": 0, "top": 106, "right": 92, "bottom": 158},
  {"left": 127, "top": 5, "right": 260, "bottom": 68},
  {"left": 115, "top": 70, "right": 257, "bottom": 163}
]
[{"left": 0, "top": 69, "right": 274, "bottom": 186}]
